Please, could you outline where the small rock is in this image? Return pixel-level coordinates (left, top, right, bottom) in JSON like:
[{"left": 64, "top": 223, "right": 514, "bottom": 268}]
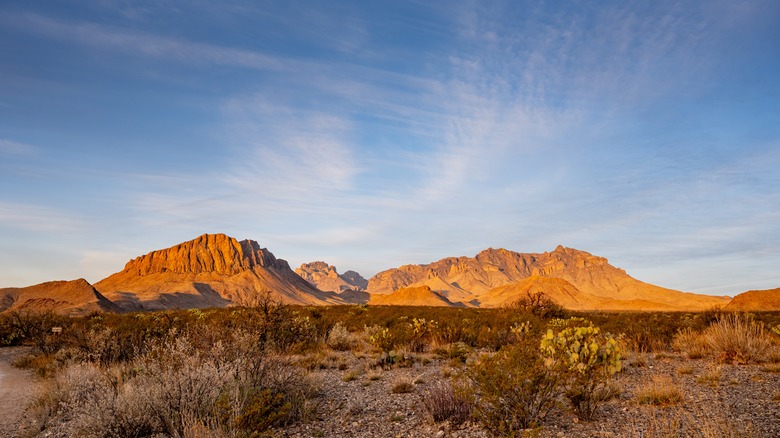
[{"left": 436, "top": 430, "right": 446, "bottom": 438}]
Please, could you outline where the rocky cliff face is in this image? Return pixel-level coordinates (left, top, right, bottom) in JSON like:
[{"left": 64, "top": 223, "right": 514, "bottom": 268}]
[
  {"left": 96, "top": 234, "right": 345, "bottom": 310},
  {"left": 367, "top": 246, "right": 730, "bottom": 311},
  {"left": 122, "top": 234, "right": 289, "bottom": 276},
  {"left": 295, "top": 261, "right": 367, "bottom": 293}
]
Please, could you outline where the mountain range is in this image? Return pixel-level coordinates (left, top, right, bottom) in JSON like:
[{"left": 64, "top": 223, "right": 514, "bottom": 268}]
[{"left": 1, "top": 233, "right": 774, "bottom": 315}]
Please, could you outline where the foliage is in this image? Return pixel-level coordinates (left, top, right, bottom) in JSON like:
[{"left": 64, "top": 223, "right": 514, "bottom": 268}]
[
  {"left": 540, "top": 318, "right": 622, "bottom": 420},
  {"left": 467, "top": 339, "right": 562, "bottom": 434},
  {"left": 326, "top": 322, "right": 354, "bottom": 351}
]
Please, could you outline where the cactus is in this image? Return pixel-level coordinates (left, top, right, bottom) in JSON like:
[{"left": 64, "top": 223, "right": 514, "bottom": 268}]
[{"left": 540, "top": 318, "right": 622, "bottom": 420}]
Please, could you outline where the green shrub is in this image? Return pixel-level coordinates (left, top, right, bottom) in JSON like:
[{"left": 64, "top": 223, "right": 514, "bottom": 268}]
[
  {"left": 467, "top": 339, "right": 562, "bottom": 434},
  {"left": 540, "top": 318, "right": 621, "bottom": 420}
]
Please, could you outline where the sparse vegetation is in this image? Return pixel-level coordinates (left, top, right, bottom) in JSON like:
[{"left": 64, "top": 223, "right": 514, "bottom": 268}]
[
  {"left": 636, "top": 376, "right": 684, "bottom": 406},
  {"left": 3, "top": 305, "right": 780, "bottom": 436},
  {"left": 420, "top": 380, "right": 473, "bottom": 425}
]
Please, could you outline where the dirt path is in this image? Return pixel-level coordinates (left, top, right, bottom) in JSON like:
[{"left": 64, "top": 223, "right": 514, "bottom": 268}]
[{"left": 0, "top": 347, "right": 40, "bottom": 438}]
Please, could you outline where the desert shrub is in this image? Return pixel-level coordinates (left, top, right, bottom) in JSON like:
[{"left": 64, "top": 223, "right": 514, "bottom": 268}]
[
  {"left": 365, "top": 325, "right": 396, "bottom": 352},
  {"left": 25, "top": 329, "right": 320, "bottom": 437},
  {"left": 405, "top": 318, "right": 438, "bottom": 353},
  {"left": 2, "top": 311, "right": 68, "bottom": 354},
  {"left": 420, "top": 380, "right": 473, "bottom": 425},
  {"left": 540, "top": 318, "right": 622, "bottom": 420},
  {"left": 467, "top": 339, "right": 562, "bottom": 433},
  {"left": 508, "top": 292, "right": 567, "bottom": 319},
  {"left": 326, "top": 322, "right": 354, "bottom": 351},
  {"left": 672, "top": 328, "right": 710, "bottom": 359},
  {"left": 704, "top": 314, "right": 772, "bottom": 364},
  {"left": 433, "top": 342, "right": 472, "bottom": 363}
]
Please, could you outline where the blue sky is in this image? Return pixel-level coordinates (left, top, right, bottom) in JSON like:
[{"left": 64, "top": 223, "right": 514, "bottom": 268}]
[{"left": 1, "top": 0, "right": 779, "bottom": 296}]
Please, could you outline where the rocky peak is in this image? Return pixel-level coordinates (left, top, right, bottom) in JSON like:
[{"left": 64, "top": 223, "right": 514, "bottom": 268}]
[
  {"left": 295, "top": 262, "right": 367, "bottom": 292},
  {"left": 121, "top": 233, "right": 283, "bottom": 276}
]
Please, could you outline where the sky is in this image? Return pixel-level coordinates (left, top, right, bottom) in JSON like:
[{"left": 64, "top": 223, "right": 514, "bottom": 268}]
[{"left": 1, "top": 0, "right": 779, "bottom": 296}]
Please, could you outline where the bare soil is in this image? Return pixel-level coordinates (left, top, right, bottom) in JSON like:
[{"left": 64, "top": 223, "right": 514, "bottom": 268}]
[
  {"left": 0, "top": 347, "right": 41, "bottom": 438},
  {"left": 276, "top": 351, "right": 780, "bottom": 438}
]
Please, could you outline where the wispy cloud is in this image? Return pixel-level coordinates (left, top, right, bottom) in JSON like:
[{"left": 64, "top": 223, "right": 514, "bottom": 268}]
[
  {"left": 1, "top": 12, "right": 288, "bottom": 71},
  {"left": 0, "top": 202, "right": 84, "bottom": 231},
  {"left": 0, "top": 139, "right": 39, "bottom": 156}
]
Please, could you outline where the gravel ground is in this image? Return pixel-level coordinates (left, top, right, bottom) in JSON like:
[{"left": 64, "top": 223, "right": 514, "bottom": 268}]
[
  {"left": 275, "top": 351, "right": 780, "bottom": 438},
  {"left": 0, "top": 347, "right": 41, "bottom": 438}
]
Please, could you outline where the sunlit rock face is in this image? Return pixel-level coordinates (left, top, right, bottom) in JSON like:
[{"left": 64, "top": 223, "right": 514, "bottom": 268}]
[
  {"left": 95, "top": 233, "right": 348, "bottom": 311},
  {"left": 367, "top": 246, "right": 731, "bottom": 311}
]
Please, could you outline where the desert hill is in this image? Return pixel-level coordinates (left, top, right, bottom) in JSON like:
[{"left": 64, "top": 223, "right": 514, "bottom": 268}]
[
  {"left": 95, "top": 234, "right": 347, "bottom": 311},
  {"left": 368, "top": 246, "right": 730, "bottom": 311},
  {"left": 0, "top": 278, "right": 120, "bottom": 316},
  {"left": 724, "top": 288, "right": 780, "bottom": 311},
  {"left": 479, "top": 276, "right": 596, "bottom": 309},
  {"left": 368, "top": 285, "right": 456, "bottom": 307},
  {"left": 295, "top": 262, "right": 367, "bottom": 293}
]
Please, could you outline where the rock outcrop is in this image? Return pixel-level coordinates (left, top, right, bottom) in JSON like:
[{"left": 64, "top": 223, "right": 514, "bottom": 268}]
[
  {"left": 367, "top": 246, "right": 730, "bottom": 311},
  {"left": 295, "top": 262, "right": 367, "bottom": 293},
  {"left": 0, "top": 279, "right": 120, "bottom": 316},
  {"left": 96, "top": 234, "right": 346, "bottom": 311},
  {"left": 724, "top": 288, "right": 780, "bottom": 311}
]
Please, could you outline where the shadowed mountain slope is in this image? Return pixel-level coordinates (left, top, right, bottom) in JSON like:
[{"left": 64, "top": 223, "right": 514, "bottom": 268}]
[{"left": 0, "top": 279, "right": 120, "bottom": 316}]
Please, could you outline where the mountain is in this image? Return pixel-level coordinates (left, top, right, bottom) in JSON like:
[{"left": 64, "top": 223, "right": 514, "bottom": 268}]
[
  {"left": 0, "top": 279, "right": 120, "bottom": 316},
  {"left": 368, "top": 285, "right": 456, "bottom": 307},
  {"left": 724, "top": 288, "right": 780, "bottom": 311},
  {"left": 367, "top": 246, "right": 730, "bottom": 311},
  {"left": 295, "top": 262, "right": 367, "bottom": 293},
  {"left": 95, "top": 233, "right": 346, "bottom": 311}
]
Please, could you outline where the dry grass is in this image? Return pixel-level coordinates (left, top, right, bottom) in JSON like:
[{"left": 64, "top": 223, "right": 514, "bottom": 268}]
[
  {"left": 704, "top": 314, "right": 773, "bottom": 364},
  {"left": 672, "top": 328, "right": 710, "bottom": 359},
  {"left": 636, "top": 376, "right": 684, "bottom": 406},
  {"left": 631, "top": 404, "right": 756, "bottom": 437},
  {"left": 677, "top": 365, "right": 694, "bottom": 375},
  {"left": 420, "top": 380, "right": 473, "bottom": 425},
  {"left": 696, "top": 365, "right": 722, "bottom": 387},
  {"left": 391, "top": 378, "right": 415, "bottom": 394}
]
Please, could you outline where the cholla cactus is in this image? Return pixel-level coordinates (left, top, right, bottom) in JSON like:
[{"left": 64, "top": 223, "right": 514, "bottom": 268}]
[
  {"left": 771, "top": 324, "right": 780, "bottom": 337},
  {"left": 539, "top": 319, "right": 622, "bottom": 420}
]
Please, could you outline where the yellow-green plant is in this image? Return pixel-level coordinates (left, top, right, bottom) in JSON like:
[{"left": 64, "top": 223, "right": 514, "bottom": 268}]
[
  {"left": 366, "top": 325, "right": 394, "bottom": 353},
  {"left": 407, "top": 318, "right": 438, "bottom": 352},
  {"left": 771, "top": 324, "right": 780, "bottom": 337},
  {"left": 540, "top": 319, "right": 622, "bottom": 420}
]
